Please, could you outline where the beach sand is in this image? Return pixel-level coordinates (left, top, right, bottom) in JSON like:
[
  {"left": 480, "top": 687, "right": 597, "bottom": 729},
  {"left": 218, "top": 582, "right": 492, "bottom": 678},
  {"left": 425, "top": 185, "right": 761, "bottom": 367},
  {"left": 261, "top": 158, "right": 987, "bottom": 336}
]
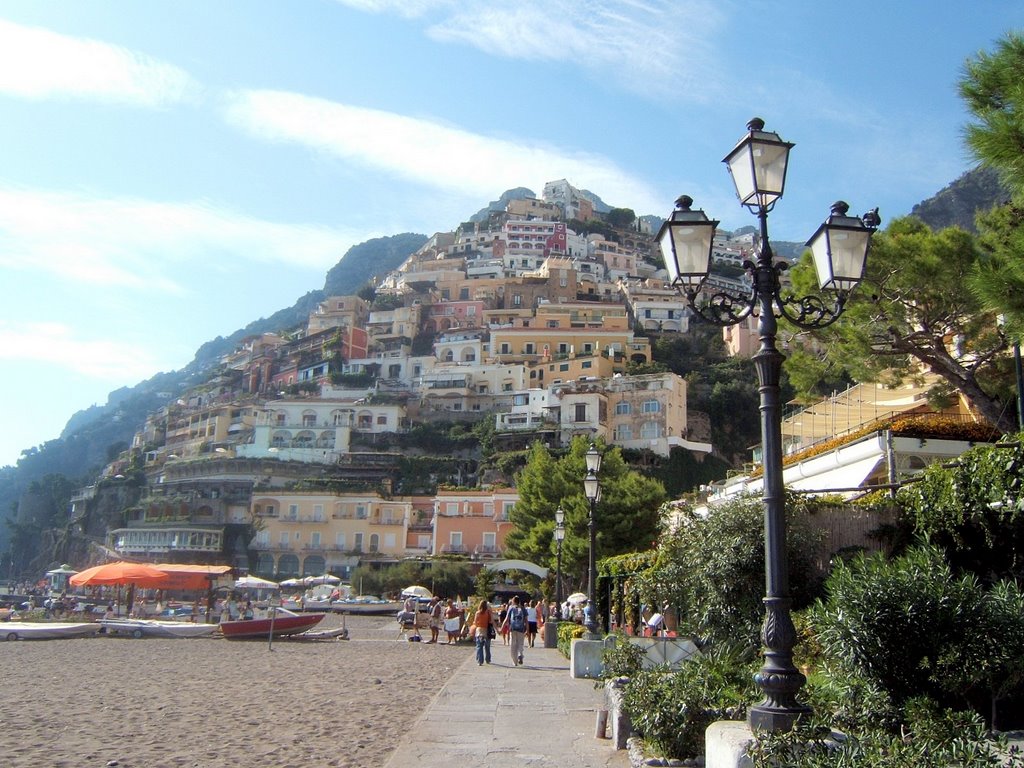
[{"left": 1, "top": 614, "right": 464, "bottom": 768}]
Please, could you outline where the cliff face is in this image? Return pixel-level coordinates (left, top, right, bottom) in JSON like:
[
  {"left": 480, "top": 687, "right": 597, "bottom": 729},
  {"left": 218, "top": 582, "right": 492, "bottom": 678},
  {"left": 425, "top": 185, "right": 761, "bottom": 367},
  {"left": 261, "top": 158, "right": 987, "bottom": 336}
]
[{"left": 911, "top": 165, "right": 1010, "bottom": 232}]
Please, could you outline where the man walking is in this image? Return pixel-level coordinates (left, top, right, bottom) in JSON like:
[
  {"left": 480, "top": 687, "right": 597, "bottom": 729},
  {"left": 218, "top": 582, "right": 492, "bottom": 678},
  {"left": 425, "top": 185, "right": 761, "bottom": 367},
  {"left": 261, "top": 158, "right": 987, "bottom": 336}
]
[{"left": 502, "top": 595, "right": 528, "bottom": 666}]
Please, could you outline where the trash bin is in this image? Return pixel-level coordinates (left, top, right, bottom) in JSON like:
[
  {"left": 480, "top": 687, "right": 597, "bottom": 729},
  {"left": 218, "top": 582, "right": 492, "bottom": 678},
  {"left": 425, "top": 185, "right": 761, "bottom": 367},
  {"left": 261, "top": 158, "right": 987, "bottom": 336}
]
[{"left": 543, "top": 619, "right": 559, "bottom": 648}]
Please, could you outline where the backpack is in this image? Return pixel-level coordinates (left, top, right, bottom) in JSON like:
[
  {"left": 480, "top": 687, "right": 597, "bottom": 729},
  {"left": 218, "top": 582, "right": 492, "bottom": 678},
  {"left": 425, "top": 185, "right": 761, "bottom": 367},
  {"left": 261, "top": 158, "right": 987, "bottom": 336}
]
[{"left": 509, "top": 606, "right": 526, "bottom": 632}]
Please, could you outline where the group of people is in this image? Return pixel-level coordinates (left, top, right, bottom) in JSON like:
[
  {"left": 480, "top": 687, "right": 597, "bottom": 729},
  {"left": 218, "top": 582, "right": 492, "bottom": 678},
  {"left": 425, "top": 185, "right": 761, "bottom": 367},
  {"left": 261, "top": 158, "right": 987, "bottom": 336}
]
[
  {"left": 469, "top": 596, "right": 545, "bottom": 666},
  {"left": 401, "top": 594, "right": 548, "bottom": 667}
]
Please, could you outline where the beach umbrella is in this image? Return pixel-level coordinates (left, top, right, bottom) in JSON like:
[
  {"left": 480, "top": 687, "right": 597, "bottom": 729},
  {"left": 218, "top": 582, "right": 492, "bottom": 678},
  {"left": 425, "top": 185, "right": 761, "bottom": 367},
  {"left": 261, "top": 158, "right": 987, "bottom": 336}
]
[
  {"left": 566, "top": 592, "right": 588, "bottom": 605},
  {"left": 69, "top": 561, "right": 169, "bottom": 588},
  {"left": 303, "top": 574, "right": 340, "bottom": 586},
  {"left": 235, "top": 575, "right": 280, "bottom": 590},
  {"left": 280, "top": 578, "right": 304, "bottom": 588},
  {"left": 401, "top": 585, "right": 432, "bottom": 599}
]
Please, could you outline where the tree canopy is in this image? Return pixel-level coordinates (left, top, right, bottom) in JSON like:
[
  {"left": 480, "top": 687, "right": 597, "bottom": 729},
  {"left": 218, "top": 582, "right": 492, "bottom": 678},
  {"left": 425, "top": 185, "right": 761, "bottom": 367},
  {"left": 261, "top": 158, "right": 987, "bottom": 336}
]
[
  {"left": 503, "top": 437, "right": 666, "bottom": 592},
  {"left": 785, "top": 217, "right": 1014, "bottom": 434}
]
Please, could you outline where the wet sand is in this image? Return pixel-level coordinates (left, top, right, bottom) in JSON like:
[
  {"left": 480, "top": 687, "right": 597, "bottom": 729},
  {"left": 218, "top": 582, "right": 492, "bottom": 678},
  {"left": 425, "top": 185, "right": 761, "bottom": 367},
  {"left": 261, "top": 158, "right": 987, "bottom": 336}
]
[{"left": 0, "top": 614, "right": 465, "bottom": 768}]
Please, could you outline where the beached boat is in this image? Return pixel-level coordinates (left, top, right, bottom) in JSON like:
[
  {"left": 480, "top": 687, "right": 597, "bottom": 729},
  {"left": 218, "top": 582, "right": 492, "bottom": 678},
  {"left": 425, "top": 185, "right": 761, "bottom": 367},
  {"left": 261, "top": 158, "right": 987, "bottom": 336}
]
[
  {"left": 332, "top": 596, "right": 403, "bottom": 615},
  {"left": 219, "top": 608, "right": 326, "bottom": 639},
  {"left": 99, "top": 618, "right": 219, "bottom": 639},
  {"left": 3, "top": 622, "right": 102, "bottom": 641}
]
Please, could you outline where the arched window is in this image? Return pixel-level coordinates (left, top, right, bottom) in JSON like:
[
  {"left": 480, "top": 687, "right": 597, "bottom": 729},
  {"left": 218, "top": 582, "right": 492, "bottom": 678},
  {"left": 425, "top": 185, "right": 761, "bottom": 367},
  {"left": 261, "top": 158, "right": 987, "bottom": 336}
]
[
  {"left": 255, "top": 553, "right": 275, "bottom": 577},
  {"left": 303, "top": 555, "right": 326, "bottom": 576},
  {"left": 277, "top": 554, "right": 300, "bottom": 578},
  {"left": 271, "top": 430, "right": 291, "bottom": 447},
  {"left": 369, "top": 533, "right": 380, "bottom": 553}
]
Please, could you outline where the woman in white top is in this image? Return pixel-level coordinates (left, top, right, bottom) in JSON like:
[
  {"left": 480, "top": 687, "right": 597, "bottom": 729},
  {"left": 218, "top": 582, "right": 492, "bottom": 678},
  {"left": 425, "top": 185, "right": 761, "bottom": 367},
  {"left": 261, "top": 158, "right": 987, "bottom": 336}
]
[{"left": 525, "top": 601, "right": 539, "bottom": 648}]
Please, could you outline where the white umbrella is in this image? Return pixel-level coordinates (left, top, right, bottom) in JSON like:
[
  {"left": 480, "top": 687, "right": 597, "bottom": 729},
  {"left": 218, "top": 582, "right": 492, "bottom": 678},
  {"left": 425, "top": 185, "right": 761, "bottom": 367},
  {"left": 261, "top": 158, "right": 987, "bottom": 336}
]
[
  {"left": 234, "top": 575, "right": 279, "bottom": 590},
  {"left": 401, "top": 585, "right": 432, "bottom": 599},
  {"left": 303, "top": 574, "right": 340, "bottom": 586},
  {"left": 280, "top": 578, "right": 304, "bottom": 588},
  {"left": 566, "top": 592, "right": 588, "bottom": 605}
]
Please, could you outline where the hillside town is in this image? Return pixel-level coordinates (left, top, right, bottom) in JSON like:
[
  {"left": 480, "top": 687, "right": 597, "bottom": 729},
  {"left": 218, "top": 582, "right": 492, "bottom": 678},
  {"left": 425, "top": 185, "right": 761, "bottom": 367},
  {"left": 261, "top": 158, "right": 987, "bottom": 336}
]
[{"left": 54, "top": 178, "right": 987, "bottom": 585}]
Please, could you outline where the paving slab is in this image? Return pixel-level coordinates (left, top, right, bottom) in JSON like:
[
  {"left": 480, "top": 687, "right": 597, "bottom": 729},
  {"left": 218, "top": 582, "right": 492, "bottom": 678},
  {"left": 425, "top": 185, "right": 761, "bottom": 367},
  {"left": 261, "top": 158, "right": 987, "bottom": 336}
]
[{"left": 383, "top": 645, "right": 631, "bottom": 768}]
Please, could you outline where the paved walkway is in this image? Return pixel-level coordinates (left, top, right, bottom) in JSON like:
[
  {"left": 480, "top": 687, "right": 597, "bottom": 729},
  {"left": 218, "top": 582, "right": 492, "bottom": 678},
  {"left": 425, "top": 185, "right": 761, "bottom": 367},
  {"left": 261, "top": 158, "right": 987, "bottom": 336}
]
[{"left": 383, "top": 642, "right": 631, "bottom": 768}]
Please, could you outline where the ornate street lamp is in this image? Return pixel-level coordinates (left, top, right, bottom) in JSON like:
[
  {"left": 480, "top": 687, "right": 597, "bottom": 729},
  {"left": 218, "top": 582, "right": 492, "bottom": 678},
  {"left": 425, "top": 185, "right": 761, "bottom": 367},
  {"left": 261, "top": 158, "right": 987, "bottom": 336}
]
[
  {"left": 554, "top": 506, "right": 565, "bottom": 619},
  {"left": 583, "top": 442, "right": 602, "bottom": 636},
  {"left": 658, "top": 118, "right": 880, "bottom": 733}
]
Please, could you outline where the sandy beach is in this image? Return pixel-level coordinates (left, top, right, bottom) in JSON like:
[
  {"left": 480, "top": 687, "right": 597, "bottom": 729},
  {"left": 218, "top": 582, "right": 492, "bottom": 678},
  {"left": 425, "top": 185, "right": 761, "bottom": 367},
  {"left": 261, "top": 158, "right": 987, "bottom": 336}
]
[{"left": 0, "top": 614, "right": 465, "bottom": 768}]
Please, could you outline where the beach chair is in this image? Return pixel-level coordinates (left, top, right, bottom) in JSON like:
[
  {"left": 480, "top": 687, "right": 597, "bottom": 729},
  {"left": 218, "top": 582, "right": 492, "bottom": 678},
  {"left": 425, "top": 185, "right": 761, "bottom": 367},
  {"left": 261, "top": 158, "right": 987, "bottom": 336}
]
[{"left": 397, "top": 611, "right": 421, "bottom": 641}]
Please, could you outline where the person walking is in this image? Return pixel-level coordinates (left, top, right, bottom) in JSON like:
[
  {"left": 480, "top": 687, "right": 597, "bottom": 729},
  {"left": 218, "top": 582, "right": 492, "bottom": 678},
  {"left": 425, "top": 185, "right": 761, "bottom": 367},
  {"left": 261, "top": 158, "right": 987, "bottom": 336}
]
[
  {"left": 526, "top": 600, "right": 539, "bottom": 648},
  {"left": 472, "top": 600, "right": 495, "bottom": 665},
  {"left": 502, "top": 595, "right": 528, "bottom": 666},
  {"left": 427, "top": 596, "right": 443, "bottom": 644}
]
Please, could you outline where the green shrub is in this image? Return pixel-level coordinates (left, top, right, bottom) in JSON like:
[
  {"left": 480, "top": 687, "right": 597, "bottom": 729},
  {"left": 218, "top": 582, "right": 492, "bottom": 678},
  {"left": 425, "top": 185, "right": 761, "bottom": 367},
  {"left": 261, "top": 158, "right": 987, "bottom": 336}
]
[
  {"left": 557, "top": 621, "right": 585, "bottom": 657},
  {"left": 808, "top": 546, "right": 990, "bottom": 708},
  {"left": 747, "top": 699, "right": 1024, "bottom": 767},
  {"left": 621, "top": 648, "right": 754, "bottom": 760},
  {"left": 600, "top": 633, "right": 646, "bottom": 679}
]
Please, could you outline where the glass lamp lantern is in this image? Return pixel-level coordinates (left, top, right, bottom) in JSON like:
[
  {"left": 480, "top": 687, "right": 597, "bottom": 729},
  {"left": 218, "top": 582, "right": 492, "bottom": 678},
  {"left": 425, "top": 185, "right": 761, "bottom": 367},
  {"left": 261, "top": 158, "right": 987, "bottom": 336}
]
[
  {"left": 657, "top": 195, "right": 719, "bottom": 289},
  {"left": 723, "top": 118, "right": 794, "bottom": 212},
  {"left": 805, "top": 202, "right": 877, "bottom": 292}
]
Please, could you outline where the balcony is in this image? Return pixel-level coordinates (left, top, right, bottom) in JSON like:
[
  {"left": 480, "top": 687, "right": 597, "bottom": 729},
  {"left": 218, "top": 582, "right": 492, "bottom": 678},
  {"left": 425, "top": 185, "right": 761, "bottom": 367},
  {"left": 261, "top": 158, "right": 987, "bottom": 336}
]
[
  {"left": 474, "top": 545, "right": 502, "bottom": 557},
  {"left": 370, "top": 517, "right": 406, "bottom": 526},
  {"left": 440, "top": 544, "right": 468, "bottom": 555}
]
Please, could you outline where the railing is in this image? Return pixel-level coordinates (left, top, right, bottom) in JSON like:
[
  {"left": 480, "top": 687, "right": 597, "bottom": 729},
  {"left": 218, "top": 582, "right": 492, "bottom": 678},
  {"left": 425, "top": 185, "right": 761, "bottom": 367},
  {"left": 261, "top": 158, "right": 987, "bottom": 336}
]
[{"left": 440, "top": 544, "right": 468, "bottom": 554}]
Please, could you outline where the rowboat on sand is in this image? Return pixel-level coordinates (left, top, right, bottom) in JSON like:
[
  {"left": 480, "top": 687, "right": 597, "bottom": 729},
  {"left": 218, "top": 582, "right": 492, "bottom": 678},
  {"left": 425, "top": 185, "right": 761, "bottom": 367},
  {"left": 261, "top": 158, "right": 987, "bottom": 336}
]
[
  {"left": 219, "top": 608, "right": 326, "bottom": 639},
  {"left": 99, "top": 618, "right": 219, "bottom": 639},
  {"left": 3, "top": 622, "right": 102, "bottom": 641}
]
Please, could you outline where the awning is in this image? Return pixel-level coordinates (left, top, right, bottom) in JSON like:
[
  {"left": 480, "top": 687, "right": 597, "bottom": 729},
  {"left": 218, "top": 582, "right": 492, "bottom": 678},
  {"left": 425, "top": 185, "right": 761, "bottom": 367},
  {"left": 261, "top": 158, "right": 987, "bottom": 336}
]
[{"left": 151, "top": 564, "right": 234, "bottom": 590}]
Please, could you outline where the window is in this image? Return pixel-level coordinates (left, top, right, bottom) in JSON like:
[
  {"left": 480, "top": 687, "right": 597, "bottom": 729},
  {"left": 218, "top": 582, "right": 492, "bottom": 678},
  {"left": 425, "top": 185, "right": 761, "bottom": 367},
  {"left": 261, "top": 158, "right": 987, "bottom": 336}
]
[
  {"left": 500, "top": 343, "right": 511, "bottom": 354},
  {"left": 582, "top": 360, "right": 592, "bottom": 369},
  {"left": 446, "top": 502, "right": 458, "bottom": 516},
  {"left": 369, "top": 533, "right": 380, "bottom": 552},
  {"left": 616, "top": 401, "right": 632, "bottom": 415},
  {"left": 574, "top": 403, "right": 587, "bottom": 422},
  {"left": 302, "top": 413, "right": 316, "bottom": 427},
  {"left": 483, "top": 532, "right": 496, "bottom": 550},
  {"left": 288, "top": 504, "right": 298, "bottom": 520},
  {"left": 547, "top": 320, "right": 558, "bottom": 328},
  {"left": 353, "top": 533, "right": 363, "bottom": 552},
  {"left": 642, "top": 400, "right": 661, "bottom": 413},
  {"left": 310, "top": 532, "right": 321, "bottom": 548},
  {"left": 384, "top": 533, "right": 396, "bottom": 548},
  {"left": 450, "top": 532, "right": 463, "bottom": 550},
  {"left": 279, "top": 531, "right": 290, "bottom": 547},
  {"left": 313, "top": 504, "right": 324, "bottom": 521},
  {"left": 524, "top": 343, "right": 535, "bottom": 354},
  {"left": 641, "top": 422, "right": 662, "bottom": 439},
  {"left": 513, "top": 294, "right": 522, "bottom": 306},
  {"left": 335, "top": 532, "right": 347, "bottom": 549},
  {"left": 256, "top": 530, "right": 269, "bottom": 545},
  {"left": 616, "top": 425, "right": 633, "bottom": 440},
  {"left": 356, "top": 505, "right": 367, "bottom": 519},
  {"left": 377, "top": 415, "right": 387, "bottom": 425}
]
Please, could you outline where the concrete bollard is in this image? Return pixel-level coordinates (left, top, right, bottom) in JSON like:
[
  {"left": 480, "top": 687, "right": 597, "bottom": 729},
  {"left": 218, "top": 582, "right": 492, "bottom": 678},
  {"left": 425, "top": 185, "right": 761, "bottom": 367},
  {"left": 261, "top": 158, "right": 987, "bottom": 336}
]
[{"left": 595, "top": 709, "right": 609, "bottom": 739}]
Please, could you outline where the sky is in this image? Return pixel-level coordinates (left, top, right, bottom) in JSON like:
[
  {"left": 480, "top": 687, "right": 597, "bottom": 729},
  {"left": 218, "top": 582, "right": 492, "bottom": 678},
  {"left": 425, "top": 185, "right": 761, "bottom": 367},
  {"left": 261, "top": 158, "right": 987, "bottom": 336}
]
[{"left": 0, "top": 1, "right": 1022, "bottom": 469}]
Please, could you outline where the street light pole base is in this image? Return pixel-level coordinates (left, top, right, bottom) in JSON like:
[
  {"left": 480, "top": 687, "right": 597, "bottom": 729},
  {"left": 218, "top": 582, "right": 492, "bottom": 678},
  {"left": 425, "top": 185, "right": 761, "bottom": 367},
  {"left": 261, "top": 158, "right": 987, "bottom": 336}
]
[{"left": 748, "top": 702, "right": 811, "bottom": 733}]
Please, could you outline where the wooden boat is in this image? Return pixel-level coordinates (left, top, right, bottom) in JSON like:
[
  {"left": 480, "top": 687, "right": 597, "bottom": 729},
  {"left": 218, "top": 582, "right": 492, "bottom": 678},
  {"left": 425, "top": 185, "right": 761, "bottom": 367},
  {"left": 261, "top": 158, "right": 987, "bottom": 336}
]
[
  {"left": 331, "top": 596, "right": 402, "bottom": 615},
  {"left": 219, "top": 608, "right": 326, "bottom": 639},
  {"left": 99, "top": 618, "right": 219, "bottom": 639},
  {"left": 3, "top": 622, "right": 102, "bottom": 641}
]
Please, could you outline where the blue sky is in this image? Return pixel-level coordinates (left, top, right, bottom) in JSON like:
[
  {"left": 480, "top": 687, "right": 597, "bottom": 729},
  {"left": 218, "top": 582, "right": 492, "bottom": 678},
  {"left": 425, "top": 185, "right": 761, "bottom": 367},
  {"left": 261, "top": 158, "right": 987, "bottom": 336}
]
[{"left": 1, "top": 1, "right": 1021, "bottom": 468}]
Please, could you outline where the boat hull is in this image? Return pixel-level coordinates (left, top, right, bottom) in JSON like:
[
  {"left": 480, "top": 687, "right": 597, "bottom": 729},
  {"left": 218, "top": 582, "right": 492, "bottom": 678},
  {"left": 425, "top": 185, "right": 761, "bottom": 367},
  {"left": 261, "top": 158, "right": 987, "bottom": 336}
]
[
  {"left": 220, "top": 613, "right": 326, "bottom": 639},
  {"left": 100, "top": 619, "right": 219, "bottom": 639},
  {"left": 4, "top": 622, "right": 101, "bottom": 641}
]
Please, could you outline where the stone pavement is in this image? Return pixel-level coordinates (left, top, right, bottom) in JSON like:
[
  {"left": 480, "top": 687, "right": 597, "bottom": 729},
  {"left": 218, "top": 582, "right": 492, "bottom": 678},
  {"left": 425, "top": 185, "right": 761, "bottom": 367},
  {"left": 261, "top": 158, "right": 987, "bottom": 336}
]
[{"left": 382, "top": 642, "right": 631, "bottom": 768}]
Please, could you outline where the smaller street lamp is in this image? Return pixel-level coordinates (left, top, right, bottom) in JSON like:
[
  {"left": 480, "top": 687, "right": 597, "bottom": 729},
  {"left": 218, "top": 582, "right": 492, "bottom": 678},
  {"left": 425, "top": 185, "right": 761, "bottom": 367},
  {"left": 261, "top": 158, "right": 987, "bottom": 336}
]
[
  {"left": 583, "top": 443, "right": 602, "bottom": 636},
  {"left": 554, "top": 507, "right": 565, "bottom": 619}
]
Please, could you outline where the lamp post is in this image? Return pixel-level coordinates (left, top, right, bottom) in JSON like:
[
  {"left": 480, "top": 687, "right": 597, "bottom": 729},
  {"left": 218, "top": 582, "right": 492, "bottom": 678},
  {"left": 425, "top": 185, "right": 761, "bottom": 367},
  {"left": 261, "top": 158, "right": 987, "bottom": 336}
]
[
  {"left": 657, "top": 118, "right": 879, "bottom": 732},
  {"left": 554, "top": 506, "right": 565, "bottom": 620},
  {"left": 583, "top": 442, "right": 602, "bottom": 636}
]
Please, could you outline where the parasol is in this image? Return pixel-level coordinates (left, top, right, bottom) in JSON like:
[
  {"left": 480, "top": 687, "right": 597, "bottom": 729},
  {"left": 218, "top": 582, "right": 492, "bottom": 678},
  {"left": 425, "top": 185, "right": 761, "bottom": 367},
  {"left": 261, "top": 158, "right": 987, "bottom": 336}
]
[
  {"left": 280, "top": 578, "right": 304, "bottom": 588},
  {"left": 303, "top": 574, "right": 340, "bottom": 586},
  {"left": 69, "top": 561, "right": 169, "bottom": 588},
  {"left": 566, "top": 592, "right": 588, "bottom": 605},
  {"left": 401, "top": 585, "right": 432, "bottom": 599},
  {"left": 235, "top": 575, "right": 280, "bottom": 590}
]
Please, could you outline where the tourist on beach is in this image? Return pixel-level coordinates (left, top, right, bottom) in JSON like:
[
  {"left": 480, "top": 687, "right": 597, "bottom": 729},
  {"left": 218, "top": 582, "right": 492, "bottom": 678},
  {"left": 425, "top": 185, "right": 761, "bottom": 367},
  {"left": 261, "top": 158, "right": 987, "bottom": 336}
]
[
  {"left": 498, "top": 602, "right": 510, "bottom": 645},
  {"left": 526, "top": 600, "right": 539, "bottom": 648},
  {"left": 501, "top": 595, "right": 527, "bottom": 666},
  {"left": 443, "top": 599, "right": 461, "bottom": 644},
  {"left": 427, "top": 596, "right": 443, "bottom": 644},
  {"left": 472, "top": 600, "right": 494, "bottom": 665}
]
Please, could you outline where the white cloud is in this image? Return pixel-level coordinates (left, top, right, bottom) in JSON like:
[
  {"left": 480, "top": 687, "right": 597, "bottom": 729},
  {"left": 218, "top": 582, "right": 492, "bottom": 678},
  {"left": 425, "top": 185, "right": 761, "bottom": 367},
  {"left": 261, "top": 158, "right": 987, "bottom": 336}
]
[
  {"left": 224, "top": 89, "right": 663, "bottom": 213},
  {"left": 0, "top": 18, "right": 199, "bottom": 106},
  {"left": 334, "top": 0, "right": 726, "bottom": 97},
  {"left": 0, "top": 185, "right": 366, "bottom": 293},
  {"left": 0, "top": 321, "right": 161, "bottom": 382}
]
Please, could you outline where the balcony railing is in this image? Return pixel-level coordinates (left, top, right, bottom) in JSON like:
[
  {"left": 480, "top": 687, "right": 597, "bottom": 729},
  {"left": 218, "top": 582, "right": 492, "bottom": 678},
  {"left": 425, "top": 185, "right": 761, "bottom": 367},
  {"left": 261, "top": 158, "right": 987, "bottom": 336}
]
[{"left": 440, "top": 544, "right": 468, "bottom": 554}]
